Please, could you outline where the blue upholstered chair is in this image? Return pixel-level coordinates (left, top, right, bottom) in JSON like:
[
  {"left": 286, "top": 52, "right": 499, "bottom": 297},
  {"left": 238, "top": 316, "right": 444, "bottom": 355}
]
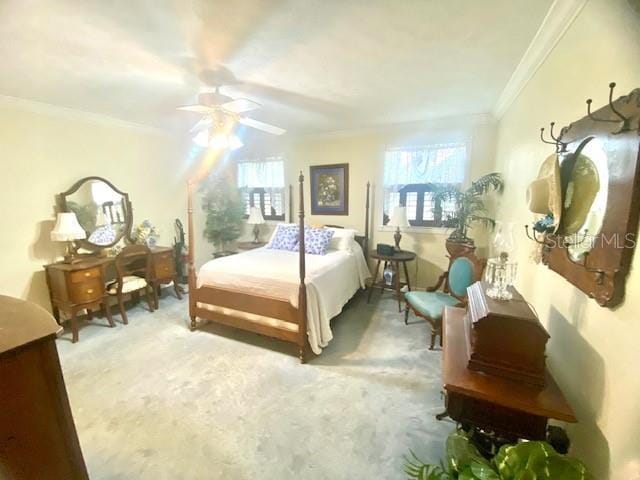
[{"left": 404, "top": 251, "right": 485, "bottom": 349}]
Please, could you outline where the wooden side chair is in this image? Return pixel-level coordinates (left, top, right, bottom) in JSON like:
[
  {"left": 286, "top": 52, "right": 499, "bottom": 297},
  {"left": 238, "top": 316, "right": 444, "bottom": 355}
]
[
  {"left": 106, "top": 245, "right": 157, "bottom": 324},
  {"left": 404, "top": 249, "right": 485, "bottom": 349}
]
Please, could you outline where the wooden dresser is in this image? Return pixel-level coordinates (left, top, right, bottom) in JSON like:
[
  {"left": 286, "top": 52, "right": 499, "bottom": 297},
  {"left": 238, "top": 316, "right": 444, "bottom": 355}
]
[
  {"left": 45, "top": 246, "right": 180, "bottom": 342},
  {"left": 0, "top": 295, "right": 89, "bottom": 479}
]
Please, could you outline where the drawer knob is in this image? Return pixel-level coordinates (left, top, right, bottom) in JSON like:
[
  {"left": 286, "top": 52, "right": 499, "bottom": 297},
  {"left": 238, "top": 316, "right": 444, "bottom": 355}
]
[
  {"left": 86, "top": 288, "right": 94, "bottom": 294},
  {"left": 84, "top": 272, "right": 91, "bottom": 277}
]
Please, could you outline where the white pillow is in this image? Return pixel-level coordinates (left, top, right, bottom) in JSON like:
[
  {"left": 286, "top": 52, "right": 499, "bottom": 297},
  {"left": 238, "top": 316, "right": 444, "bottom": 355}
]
[{"left": 327, "top": 228, "right": 356, "bottom": 251}]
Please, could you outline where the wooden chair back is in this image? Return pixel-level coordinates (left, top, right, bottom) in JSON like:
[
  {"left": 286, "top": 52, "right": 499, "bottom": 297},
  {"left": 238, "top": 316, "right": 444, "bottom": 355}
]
[{"left": 114, "top": 245, "right": 152, "bottom": 285}]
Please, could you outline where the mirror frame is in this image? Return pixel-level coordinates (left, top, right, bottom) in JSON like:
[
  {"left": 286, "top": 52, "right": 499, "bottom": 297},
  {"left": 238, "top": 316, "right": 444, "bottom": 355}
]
[
  {"left": 541, "top": 88, "right": 640, "bottom": 307},
  {"left": 57, "top": 176, "right": 134, "bottom": 251}
]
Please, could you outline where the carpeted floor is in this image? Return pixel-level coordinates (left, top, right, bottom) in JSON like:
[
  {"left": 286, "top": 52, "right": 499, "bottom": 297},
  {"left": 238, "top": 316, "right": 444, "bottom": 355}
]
[{"left": 56, "top": 290, "right": 453, "bottom": 479}]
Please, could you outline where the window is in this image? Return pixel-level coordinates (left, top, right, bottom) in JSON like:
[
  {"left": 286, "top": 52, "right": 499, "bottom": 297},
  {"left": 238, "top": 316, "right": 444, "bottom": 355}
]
[
  {"left": 237, "top": 158, "right": 286, "bottom": 221},
  {"left": 383, "top": 143, "right": 466, "bottom": 227}
]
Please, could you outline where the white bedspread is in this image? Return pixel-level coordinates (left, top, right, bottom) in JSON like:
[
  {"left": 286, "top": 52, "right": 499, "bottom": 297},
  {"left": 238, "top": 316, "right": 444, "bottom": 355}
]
[{"left": 197, "top": 242, "right": 370, "bottom": 354}]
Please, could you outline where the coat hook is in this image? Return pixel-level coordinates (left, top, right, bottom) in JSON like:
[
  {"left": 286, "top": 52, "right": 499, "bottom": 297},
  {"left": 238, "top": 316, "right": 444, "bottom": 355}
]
[
  {"left": 525, "top": 225, "right": 547, "bottom": 245},
  {"left": 548, "top": 122, "right": 567, "bottom": 152},
  {"left": 608, "top": 82, "right": 631, "bottom": 131},
  {"left": 586, "top": 99, "right": 616, "bottom": 123},
  {"left": 540, "top": 127, "right": 558, "bottom": 150}
]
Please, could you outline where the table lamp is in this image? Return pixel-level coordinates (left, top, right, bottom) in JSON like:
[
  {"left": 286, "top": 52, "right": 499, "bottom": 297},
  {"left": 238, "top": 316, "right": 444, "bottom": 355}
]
[
  {"left": 388, "top": 206, "right": 410, "bottom": 250},
  {"left": 247, "top": 206, "right": 266, "bottom": 243},
  {"left": 51, "top": 212, "right": 86, "bottom": 263}
]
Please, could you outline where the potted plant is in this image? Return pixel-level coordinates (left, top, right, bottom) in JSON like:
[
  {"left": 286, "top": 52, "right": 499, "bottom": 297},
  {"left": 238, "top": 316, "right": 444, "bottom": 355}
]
[
  {"left": 201, "top": 172, "right": 244, "bottom": 254},
  {"left": 405, "top": 429, "right": 592, "bottom": 479},
  {"left": 433, "top": 172, "right": 504, "bottom": 255}
]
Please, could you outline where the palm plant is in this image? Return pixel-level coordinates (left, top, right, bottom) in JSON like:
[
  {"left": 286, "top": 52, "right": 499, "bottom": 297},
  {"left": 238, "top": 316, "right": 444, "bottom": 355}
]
[{"left": 433, "top": 172, "right": 504, "bottom": 244}]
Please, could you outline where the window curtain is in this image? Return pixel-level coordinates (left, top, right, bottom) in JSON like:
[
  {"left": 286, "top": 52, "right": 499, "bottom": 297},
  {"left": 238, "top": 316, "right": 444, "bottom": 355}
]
[
  {"left": 382, "top": 143, "right": 467, "bottom": 221},
  {"left": 237, "top": 158, "right": 285, "bottom": 189},
  {"left": 383, "top": 143, "right": 467, "bottom": 188}
]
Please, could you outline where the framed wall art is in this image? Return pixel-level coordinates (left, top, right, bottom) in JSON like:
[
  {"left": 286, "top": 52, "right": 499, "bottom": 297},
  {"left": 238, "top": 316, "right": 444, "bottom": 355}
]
[{"left": 310, "top": 163, "right": 349, "bottom": 215}]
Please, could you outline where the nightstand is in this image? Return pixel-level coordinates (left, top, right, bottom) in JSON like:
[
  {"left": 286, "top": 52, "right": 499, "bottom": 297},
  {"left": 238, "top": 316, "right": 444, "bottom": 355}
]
[
  {"left": 44, "top": 258, "right": 114, "bottom": 343},
  {"left": 367, "top": 250, "right": 416, "bottom": 312},
  {"left": 237, "top": 241, "right": 267, "bottom": 251}
]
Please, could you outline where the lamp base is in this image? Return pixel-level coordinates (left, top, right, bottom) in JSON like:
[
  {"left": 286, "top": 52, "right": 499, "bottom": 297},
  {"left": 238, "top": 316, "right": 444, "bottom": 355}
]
[
  {"left": 394, "top": 228, "right": 402, "bottom": 250},
  {"left": 252, "top": 224, "right": 261, "bottom": 244},
  {"left": 62, "top": 241, "right": 83, "bottom": 264}
]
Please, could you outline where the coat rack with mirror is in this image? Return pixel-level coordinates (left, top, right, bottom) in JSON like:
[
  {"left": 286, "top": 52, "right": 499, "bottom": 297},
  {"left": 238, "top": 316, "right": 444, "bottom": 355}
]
[{"left": 527, "top": 85, "right": 640, "bottom": 307}]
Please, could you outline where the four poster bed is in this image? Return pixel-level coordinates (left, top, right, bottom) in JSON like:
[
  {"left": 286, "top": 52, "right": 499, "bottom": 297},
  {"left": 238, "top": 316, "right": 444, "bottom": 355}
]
[{"left": 187, "top": 173, "right": 371, "bottom": 363}]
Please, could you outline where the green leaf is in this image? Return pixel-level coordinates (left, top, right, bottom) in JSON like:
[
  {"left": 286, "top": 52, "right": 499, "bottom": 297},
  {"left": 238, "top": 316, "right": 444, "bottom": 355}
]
[
  {"left": 494, "top": 441, "right": 591, "bottom": 480},
  {"left": 446, "top": 430, "right": 491, "bottom": 473}
]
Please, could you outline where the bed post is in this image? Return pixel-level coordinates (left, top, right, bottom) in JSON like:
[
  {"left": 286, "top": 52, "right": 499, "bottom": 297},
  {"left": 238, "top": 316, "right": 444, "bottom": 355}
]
[
  {"left": 187, "top": 178, "right": 197, "bottom": 331},
  {"left": 364, "top": 181, "right": 370, "bottom": 260},
  {"left": 289, "top": 184, "right": 293, "bottom": 223},
  {"left": 297, "top": 172, "right": 308, "bottom": 363}
]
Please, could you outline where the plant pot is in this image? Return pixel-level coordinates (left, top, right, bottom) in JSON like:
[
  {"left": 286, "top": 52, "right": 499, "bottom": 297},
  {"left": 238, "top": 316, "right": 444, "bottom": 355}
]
[{"left": 445, "top": 238, "right": 476, "bottom": 257}]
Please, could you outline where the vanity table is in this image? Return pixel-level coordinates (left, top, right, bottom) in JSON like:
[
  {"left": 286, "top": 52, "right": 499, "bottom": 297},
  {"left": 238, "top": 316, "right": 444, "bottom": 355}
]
[
  {"left": 46, "top": 176, "right": 182, "bottom": 342},
  {"left": 45, "top": 247, "right": 180, "bottom": 342}
]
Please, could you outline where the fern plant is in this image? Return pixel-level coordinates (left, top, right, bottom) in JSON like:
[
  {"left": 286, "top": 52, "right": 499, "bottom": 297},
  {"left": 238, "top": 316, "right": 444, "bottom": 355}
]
[
  {"left": 404, "top": 451, "right": 452, "bottom": 479},
  {"left": 433, "top": 172, "right": 504, "bottom": 244}
]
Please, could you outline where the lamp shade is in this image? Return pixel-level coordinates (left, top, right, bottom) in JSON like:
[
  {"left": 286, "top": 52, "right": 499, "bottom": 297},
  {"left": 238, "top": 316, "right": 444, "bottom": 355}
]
[
  {"left": 51, "top": 213, "right": 86, "bottom": 242},
  {"left": 388, "top": 206, "right": 410, "bottom": 228},
  {"left": 247, "top": 207, "right": 265, "bottom": 225}
]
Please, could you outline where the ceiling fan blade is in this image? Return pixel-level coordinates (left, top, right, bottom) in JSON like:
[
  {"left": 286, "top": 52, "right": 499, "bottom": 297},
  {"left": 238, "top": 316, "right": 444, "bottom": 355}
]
[
  {"left": 177, "top": 104, "right": 214, "bottom": 114},
  {"left": 190, "top": 116, "right": 212, "bottom": 133},
  {"left": 238, "top": 117, "right": 286, "bottom": 135},
  {"left": 222, "top": 98, "right": 261, "bottom": 114}
]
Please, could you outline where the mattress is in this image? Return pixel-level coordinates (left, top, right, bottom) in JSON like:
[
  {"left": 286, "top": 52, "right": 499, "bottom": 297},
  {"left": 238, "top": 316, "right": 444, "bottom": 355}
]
[{"left": 196, "top": 241, "right": 370, "bottom": 354}]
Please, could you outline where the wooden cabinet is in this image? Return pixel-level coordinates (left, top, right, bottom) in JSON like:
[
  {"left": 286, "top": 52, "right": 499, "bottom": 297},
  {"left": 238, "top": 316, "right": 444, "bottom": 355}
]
[
  {"left": 0, "top": 295, "right": 89, "bottom": 479},
  {"left": 45, "top": 259, "right": 113, "bottom": 343}
]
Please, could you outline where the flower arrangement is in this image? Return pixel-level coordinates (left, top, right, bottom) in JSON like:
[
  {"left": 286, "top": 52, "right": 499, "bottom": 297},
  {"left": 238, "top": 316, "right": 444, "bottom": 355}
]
[{"left": 133, "top": 219, "right": 159, "bottom": 247}]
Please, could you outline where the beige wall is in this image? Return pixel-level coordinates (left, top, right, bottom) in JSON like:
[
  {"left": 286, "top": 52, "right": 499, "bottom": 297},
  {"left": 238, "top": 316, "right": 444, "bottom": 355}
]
[
  {"left": 0, "top": 99, "right": 188, "bottom": 311},
  {"left": 216, "top": 116, "right": 497, "bottom": 286},
  {"left": 493, "top": 0, "right": 640, "bottom": 478}
]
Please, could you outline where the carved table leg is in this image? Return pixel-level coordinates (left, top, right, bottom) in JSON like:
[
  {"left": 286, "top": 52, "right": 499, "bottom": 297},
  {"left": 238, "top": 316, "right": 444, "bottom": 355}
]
[{"left": 70, "top": 310, "right": 79, "bottom": 343}]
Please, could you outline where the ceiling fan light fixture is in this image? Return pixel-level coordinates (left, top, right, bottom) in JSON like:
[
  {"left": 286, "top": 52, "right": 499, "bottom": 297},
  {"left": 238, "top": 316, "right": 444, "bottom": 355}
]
[{"left": 193, "top": 129, "right": 243, "bottom": 151}]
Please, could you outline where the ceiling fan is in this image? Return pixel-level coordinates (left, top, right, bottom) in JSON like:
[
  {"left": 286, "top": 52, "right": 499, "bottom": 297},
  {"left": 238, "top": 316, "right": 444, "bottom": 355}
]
[{"left": 177, "top": 67, "right": 286, "bottom": 149}]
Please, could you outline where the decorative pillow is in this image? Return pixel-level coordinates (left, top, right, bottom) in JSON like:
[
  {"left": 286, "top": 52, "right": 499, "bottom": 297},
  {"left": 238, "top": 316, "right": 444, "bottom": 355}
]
[
  {"left": 294, "top": 227, "right": 335, "bottom": 255},
  {"left": 267, "top": 224, "right": 300, "bottom": 251},
  {"left": 266, "top": 223, "right": 296, "bottom": 247},
  {"left": 327, "top": 228, "right": 356, "bottom": 251}
]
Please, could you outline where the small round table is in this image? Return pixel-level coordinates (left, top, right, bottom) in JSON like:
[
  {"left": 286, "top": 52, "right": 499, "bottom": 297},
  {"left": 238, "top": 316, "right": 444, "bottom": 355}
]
[{"left": 367, "top": 250, "right": 416, "bottom": 312}]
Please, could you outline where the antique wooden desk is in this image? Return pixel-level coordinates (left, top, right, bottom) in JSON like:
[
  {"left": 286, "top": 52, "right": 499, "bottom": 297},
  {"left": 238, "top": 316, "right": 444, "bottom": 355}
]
[
  {"left": 45, "top": 246, "right": 180, "bottom": 342},
  {"left": 440, "top": 306, "right": 576, "bottom": 440},
  {"left": 367, "top": 250, "right": 416, "bottom": 312}
]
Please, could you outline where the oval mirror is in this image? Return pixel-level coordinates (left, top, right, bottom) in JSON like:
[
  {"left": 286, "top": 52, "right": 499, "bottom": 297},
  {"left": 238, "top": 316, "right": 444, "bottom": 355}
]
[{"left": 58, "top": 177, "right": 133, "bottom": 249}]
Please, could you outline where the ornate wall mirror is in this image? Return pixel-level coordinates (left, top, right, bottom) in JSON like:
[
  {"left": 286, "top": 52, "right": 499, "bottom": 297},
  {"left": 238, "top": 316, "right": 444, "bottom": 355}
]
[
  {"left": 58, "top": 176, "right": 133, "bottom": 250},
  {"left": 538, "top": 86, "right": 640, "bottom": 307}
]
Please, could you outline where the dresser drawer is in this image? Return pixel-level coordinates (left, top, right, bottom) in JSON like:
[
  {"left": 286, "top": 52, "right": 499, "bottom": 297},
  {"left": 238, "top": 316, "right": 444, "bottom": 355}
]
[
  {"left": 69, "top": 278, "right": 104, "bottom": 305},
  {"left": 69, "top": 267, "right": 102, "bottom": 284},
  {"left": 153, "top": 254, "right": 175, "bottom": 279}
]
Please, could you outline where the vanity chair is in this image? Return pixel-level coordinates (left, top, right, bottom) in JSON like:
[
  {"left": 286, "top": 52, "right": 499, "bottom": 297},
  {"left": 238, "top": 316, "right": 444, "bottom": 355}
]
[
  {"left": 107, "top": 245, "right": 156, "bottom": 324},
  {"left": 404, "top": 249, "right": 485, "bottom": 349}
]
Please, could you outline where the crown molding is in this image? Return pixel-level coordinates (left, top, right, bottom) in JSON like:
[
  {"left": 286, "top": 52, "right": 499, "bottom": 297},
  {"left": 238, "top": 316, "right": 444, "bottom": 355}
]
[
  {"left": 0, "top": 94, "right": 168, "bottom": 136},
  {"left": 492, "top": 0, "right": 588, "bottom": 119},
  {"left": 297, "top": 112, "right": 495, "bottom": 141}
]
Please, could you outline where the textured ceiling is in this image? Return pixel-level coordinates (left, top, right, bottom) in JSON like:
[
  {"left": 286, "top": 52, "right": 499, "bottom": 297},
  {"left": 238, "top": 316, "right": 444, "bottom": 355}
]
[{"left": 0, "top": 0, "right": 552, "bottom": 135}]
